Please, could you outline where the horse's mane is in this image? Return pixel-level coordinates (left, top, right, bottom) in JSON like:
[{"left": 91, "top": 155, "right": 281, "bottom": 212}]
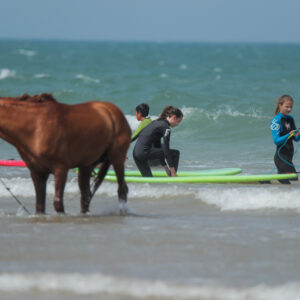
[
  {"left": 19, "top": 93, "right": 57, "bottom": 103},
  {"left": 0, "top": 93, "right": 57, "bottom": 103}
]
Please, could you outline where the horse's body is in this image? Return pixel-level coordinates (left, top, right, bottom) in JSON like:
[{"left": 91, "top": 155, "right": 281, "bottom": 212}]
[{"left": 0, "top": 94, "right": 131, "bottom": 214}]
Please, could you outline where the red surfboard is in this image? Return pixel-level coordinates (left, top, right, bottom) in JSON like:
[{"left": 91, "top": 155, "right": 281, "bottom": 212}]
[{"left": 0, "top": 160, "right": 26, "bottom": 167}]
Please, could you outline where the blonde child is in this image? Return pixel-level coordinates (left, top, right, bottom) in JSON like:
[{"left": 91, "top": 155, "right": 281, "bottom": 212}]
[{"left": 270, "top": 95, "right": 300, "bottom": 183}]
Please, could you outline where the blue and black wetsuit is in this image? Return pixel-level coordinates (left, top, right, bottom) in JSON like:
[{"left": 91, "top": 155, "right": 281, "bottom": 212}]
[
  {"left": 270, "top": 112, "right": 300, "bottom": 182},
  {"left": 133, "top": 119, "right": 180, "bottom": 177}
]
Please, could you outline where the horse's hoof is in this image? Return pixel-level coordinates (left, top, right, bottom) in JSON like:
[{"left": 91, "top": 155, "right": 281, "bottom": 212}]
[
  {"left": 36, "top": 205, "right": 46, "bottom": 214},
  {"left": 119, "top": 202, "right": 128, "bottom": 215},
  {"left": 80, "top": 205, "right": 90, "bottom": 214},
  {"left": 53, "top": 201, "right": 65, "bottom": 213}
]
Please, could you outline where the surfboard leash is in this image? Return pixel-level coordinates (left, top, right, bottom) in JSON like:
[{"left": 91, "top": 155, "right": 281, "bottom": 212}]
[
  {"left": 277, "top": 132, "right": 300, "bottom": 170},
  {"left": 0, "top": 177, "right": 31, "bottom": 215}
]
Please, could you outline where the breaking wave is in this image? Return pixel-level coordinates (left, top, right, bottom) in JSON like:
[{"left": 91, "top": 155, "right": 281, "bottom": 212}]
[
  {"left": 0, "top": 272, "right": 299, "bottom": 300},
  {"left": 0, "top": 68, "right": 16, "bottom": 80}
]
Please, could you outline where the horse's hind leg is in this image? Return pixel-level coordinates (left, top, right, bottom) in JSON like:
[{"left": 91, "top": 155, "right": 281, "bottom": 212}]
[
  {"left": 53, "top": 168, "right": 68, "bottom": 213},
  {"left": 112, "top": 158, "right": 128, "bottom": 212},
  {"left": 78, "top": 166, "right": 94, "bottom": 213}
]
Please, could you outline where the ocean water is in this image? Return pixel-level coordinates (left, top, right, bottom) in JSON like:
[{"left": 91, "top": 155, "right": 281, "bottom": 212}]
[{"left": 1, "top": 40, "right": 300, "bottom": 299}]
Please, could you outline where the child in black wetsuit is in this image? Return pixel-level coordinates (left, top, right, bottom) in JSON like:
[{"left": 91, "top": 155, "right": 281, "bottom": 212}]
[{"left": 133, "top": 106, "right": 183, "bottom": 177}]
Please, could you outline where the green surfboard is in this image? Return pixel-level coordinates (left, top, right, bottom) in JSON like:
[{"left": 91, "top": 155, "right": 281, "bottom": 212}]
[
  {"left": 106, "top": 168, "right": 242, "bottom": 177},
  {"left": 104, "top": 173, "right": 297, "bottom": 184}
]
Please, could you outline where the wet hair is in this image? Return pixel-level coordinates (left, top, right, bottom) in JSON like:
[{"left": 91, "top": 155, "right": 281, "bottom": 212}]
[
  {"left": 157, "top": 105, "right": 183, "bottom": 120},
  {"left": 157, "top": 105, "right": 173, "bottom": 120},
  {"left": 274, "top": 94, "right": 294, "bottom": 115},
  {"left": 136, "top": 103, "right": 149, "bottom": 117}
]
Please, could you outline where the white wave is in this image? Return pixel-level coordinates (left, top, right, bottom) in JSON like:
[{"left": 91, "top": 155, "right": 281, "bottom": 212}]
[
  {"left": 126, "top": 106, "right": 243, "bottom": 132},
  {"left": 180, "top": 106, "right": 195, "bottom": 118},
  {"left": 128, "top": 182, "right": 196, "bottom": 199},
  {"left": 127, "top": 183, "right": 300, "bottom": 212},
  {"left": 2, "top": 177, "right": 300, "bottom": 212},
  {"left": 82, "top": 179, "right": 300, "bottom": 213},
  {"left": 0, "top": 176, "right": 127, "bottom": 199},
  {"left": 179, "top": 64, "right": 188, "bottom": 70},
  {"left": 126, "top": 114, "right": 140, "bottom": 130},
  {"left": 125, "top": 114, "right": 158, "bottom": 131},
  {"left": 75, "top": 74, "right": 100, "bottom": 83},
  {"left": 207, "top": 105, "right": 265, "bottom": 120},
  {"left": 196, "top": 185, "right": 300, "bottom": 211},
  {"left": 0, "top": 68, "right": 16, "bottom": 80},
  {"left": 118, "top": 182, "right": 300, "bottom": 212},
  {"left": 181, "top": 105, "right": 269, "bottom": 120},
  {"left": 0, "top": 177, "right": 77, "bottom": 198},
  {"left": 18, "top": 49, "right": 37, "bottom": 57},
  {"left": 0, "top": 177, "right": 34, "bottom": 197},
  {"left": 0, "top": 272, "right": 299, "bottom": 299},
  {"left": 213, "top": 67, "right": 223, "bottom": 73},
  {"left": 34, "top": 73, "right": 49, "bottom": 78},
  {"left": 160, "top": 73, "right": 168, "bottom": 78}
]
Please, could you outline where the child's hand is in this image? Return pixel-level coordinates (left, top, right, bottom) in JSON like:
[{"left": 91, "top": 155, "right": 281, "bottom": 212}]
[
  {"left": 289, "top": 130, "right": 300, "bottom": 136},
  {"left": 170, "top": 167, "right": 177, "bottom": 177}
]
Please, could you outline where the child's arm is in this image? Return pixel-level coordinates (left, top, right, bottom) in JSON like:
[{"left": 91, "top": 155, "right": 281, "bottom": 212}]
[
  {"left": 270, "top": 119, "right": 290, "bottom": 146},
  {"left": 131, "top": 118, "right": 152, "bottom": 142}
]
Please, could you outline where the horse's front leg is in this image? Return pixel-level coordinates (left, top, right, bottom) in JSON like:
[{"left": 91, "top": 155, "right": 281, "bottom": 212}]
[
  {"left": 30, "top": 170, "right": 49, "bottom": 214},
  {"left": 53, "top": 168, "right": 68, "bottom": 214},
  {"left": 78, "top": 167, "right": 93, "bottom": 214}
]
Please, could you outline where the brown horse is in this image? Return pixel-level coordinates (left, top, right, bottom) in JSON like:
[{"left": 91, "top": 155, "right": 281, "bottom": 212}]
[{"left": 0, "top": 93, "right": 131, "bottom": 214}]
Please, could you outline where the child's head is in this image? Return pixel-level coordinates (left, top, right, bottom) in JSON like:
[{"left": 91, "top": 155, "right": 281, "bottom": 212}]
[
  {"left": 157, "top": 106, "right": 183, "bottom": 127},
  {"left": 158, "top": 106, "right": 183, "bottom": 119},
  {"left": 136, "top": 103, "right": 149, "bottom": 120},
  {"left": 158, "top": 106, "right": 173, "bottom": 120},
  {"left": 275, "top": 94, "right": 294, "bottom": 116}
]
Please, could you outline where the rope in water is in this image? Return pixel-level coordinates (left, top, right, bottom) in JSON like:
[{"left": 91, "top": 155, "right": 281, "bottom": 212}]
[
  {"left": 272, "top": 131, "right": 300, "bottom": 174},
  {"left": 0, "top": 177, "right": 31, "bottom": 214}
]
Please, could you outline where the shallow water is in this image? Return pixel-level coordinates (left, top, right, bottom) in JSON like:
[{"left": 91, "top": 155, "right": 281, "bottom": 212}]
[{"left": 1, "top": 176, "right": 300, "bottom": 299}]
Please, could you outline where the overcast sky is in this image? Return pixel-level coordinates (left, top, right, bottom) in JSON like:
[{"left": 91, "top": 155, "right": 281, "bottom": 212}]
[{"left": 1, "top": 0, "right": 299, "bottom": 43}]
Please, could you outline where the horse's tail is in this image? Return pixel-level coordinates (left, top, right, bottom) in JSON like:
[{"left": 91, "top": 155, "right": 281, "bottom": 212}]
[{"left": 91, "top": 159, "right": 110, "bottom": 198}]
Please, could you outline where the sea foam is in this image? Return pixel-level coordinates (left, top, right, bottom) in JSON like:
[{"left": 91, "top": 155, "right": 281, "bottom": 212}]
[
  {"left": 0, "top": 69, "right": 16, "bottom": 80},
  {"left": 75, "top": 74, "right": 100, "bottom": 83},
  {"left": 1, "top": 177, "right": 300, "bottom": 212},
  {"left": 195, "top": 185, "right": 300, "bottom": 212},
  {"left": 18, "top": 49, "right": 37, "bottom": 57},
  {"left": 124, "top": 104, "right": 264, "bottom": 132},
  {"left": 125, "top": 114, "right": 158, "bottom": 131},
  {"left": 0, "top": 272, "right": 299, "bottom": 300}
]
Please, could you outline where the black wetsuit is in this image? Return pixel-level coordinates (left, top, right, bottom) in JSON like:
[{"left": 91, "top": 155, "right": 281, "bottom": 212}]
[
  {"left": 133, "top": 119, "right": 180, "bottom": 177},
  {"left": 270, "top": 112, "right": 300, "bottom": 183}
]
